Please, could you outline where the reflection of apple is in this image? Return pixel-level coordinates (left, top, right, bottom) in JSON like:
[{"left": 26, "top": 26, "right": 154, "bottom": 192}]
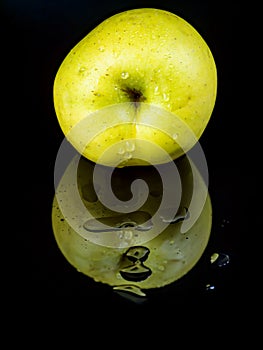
[
  {"left": 53, "top": 8, "right": 217, "bottom": 166},
  {"left": 52, "top": 155, "right": 212, "bottom": 292}
]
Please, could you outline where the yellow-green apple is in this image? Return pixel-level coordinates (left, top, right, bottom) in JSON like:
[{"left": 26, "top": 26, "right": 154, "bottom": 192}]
[{"left": 53, "top": 8, "right": 217, "bottom": 166}]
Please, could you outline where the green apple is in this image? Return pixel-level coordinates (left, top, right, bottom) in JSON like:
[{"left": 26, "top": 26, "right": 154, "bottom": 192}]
[
  {"left": 53, "top": 8, "right": 217, "bottom": 167},
  {"left": 52, "top": 155, "right": 212, "bottom": 291}
]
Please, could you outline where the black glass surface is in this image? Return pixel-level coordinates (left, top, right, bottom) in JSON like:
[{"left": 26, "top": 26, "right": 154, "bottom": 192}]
[{"left": 6, "top": 0, "right": 247, "bottom": 325}]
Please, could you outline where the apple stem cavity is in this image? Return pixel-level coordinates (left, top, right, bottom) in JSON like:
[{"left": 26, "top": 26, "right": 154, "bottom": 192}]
[{"left": 121, "top": 87, "right": 146, "bottom": 107}]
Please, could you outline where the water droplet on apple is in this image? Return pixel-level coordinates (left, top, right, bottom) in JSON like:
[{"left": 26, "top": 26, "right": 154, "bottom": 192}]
[
  {"left": 125, "top": 141, "right": 135, "bottom": 152},
  {"left": 158, "top": 265, "right": 165, "bottom": 271},
  {"left": 98, "top": 46, "right": 105, "bottom": 52},
  {"left": 79, "top": 67, "right": 87, "bottom": 73},
  {"left": 206, "top": 283, "right": 215, "bottom": 291},
  {"left": 121, "top": 72, "right": 129, "bottom": 79},
  {"left": 210, "top": 252, "right": 230, "bottom": 267},
  {"left": 123, "top": 152, "right": 132, "bottom": 160},
  {"left": 172, "top": 133, "right": 178, "bottom": 140},
  {"left": 163, "top": 93, "right": 170, "bottom": 101},
  {"left": 123, "top": 230, "right": 133, "bottom": 241},
  {"left": 117, "top": 147, "right": 125, "bottom": 155},
  {"left": 154, "top": 86, "right": 160, "bottom": 95}
]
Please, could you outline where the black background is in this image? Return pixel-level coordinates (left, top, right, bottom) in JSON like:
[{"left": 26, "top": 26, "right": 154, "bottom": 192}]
[{"left": 4, "top": 0, "right": 248, "bottom": 328}]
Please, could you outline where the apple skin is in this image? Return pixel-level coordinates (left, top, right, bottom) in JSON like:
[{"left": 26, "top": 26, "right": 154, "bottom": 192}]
[{"left": 53, "top": 8, "right": 217, "bottom": 166}]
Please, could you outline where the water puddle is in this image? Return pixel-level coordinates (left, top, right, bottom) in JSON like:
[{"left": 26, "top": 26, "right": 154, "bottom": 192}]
[
  {"left": 119, "top": 246, "right": 152, "bottom": 282},
  {"left": 83, "top": 211, "right": 153, "bottom": 232},
  {"left": 160, "top": 206, "right": 189, "bottom": 224}
]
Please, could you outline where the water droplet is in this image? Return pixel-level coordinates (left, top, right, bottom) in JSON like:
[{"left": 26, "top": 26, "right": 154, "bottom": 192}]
[
  {"left": 123, "top": 230, "right": 133, "bottom": 241},
  {"left": 98, "top": 46, "right": 105, "bottom": 52},
  {"left": 172, "top": 133, "right": 178, "bottom": 140},
  {"left": 124, "top": 152, "right": 132, "bottom": 160},
  {"left": 163, "top": 93, "right": 170, "bottom": 101},
  {"left": 160, "top": 206, "right": 189, "bottom": 224},
  {"left": 210, "top": 252, "right": 230, "bottom": 267},
  {"left": 79, "top": 66, "right": 87, "bottom": 73},
  {"left": 154, "top": 86, "right": 160, "bottom": 95},
  {"left": 220, "top": 218, "right": 230, "bottom": 228},
  {"left": 121, "top": 71, "right": 129, "bottom": 79},
  {"left": 206, "top": 283, "right": 215, "bottom": 291},
  {"left": 117, "top": 147, "right": 125, "bottom": 155},
  {"left": 158, "top": 265, "right": 165, "bottom": 271},
  {"left": 125, "top": 141, "right": 135, "bottom": 152}
]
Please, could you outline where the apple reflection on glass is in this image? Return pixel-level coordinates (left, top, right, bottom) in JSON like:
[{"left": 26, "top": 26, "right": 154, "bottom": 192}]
[{"left": 52, "top": 8, "right": 217, "bottom": 299}]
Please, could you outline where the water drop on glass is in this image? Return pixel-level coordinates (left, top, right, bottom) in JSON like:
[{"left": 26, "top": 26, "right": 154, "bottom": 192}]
[
  {"left": 158, "top": 265, "right": 165, "bottom": 271},
  {"left": 210, "top": 252, "right": 230, "bottom": 267},
  {"left": 206, "top": 283, "right": 215, "bottom": 291}
]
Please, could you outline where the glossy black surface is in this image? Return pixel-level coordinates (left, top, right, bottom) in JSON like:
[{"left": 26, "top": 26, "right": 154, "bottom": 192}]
[{"left": 6, "top": 0, "right": 247, "bottom": 323}]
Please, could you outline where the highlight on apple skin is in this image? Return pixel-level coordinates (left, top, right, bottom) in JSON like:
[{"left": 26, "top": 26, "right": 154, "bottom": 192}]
[{"left": 53, "top": 7, "right": 217, "bottom": 167}]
